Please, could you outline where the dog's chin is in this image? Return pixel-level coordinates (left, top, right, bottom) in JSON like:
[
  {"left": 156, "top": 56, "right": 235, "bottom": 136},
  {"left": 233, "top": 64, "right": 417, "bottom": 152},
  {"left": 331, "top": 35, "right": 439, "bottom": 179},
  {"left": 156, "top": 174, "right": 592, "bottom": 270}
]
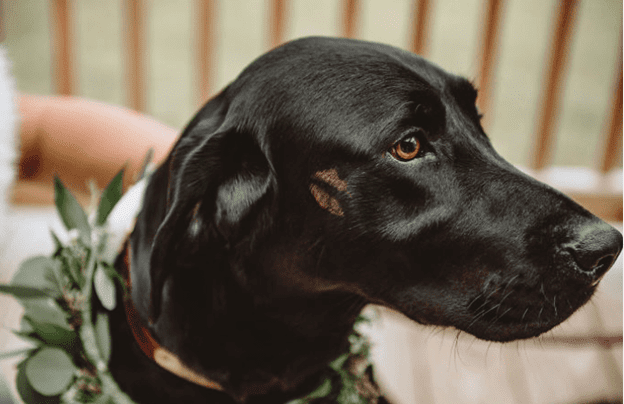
[
  {"left": 458, "top": 316, "right": 566, "bottom": 342},
  {"left": 397, "top": 309, "right": 568, "bottom": 342},
  {"left": 389, "top": 279, "right": 598, "bottom": 343},
  {"left": 457, "top": 285, "right": 596, "bottom": 342}
]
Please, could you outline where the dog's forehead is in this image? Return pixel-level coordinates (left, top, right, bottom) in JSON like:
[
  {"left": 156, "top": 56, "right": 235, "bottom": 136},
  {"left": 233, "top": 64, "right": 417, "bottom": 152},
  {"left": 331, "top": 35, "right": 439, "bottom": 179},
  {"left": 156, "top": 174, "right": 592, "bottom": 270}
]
[
  {"left": 231, "top": 37, "right": 469, "bottom": 153},
  {"left": 237, "top": 37, "right": 453, "bottom": 99}
]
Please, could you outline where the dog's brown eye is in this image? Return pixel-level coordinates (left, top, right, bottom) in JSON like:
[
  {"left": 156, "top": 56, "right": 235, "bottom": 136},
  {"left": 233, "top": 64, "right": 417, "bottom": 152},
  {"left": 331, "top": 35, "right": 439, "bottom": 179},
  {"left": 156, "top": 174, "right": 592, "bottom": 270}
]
[{"left": 389, "top": 135, "right": 421, "bottom": 161}]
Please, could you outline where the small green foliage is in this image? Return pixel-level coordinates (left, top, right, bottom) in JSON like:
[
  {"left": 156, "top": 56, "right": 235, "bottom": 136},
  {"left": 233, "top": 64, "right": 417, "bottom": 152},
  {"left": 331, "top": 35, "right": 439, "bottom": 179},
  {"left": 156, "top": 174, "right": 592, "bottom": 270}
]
[
  {"left": 25, "top": 347, "right": 77, "bottom": 396},
  {"left": 12, "top": 256, "right": 61, "bottom": 296},
  {"left": 96, "top": 169, "right": 124, "bottom": 226},
  {"left": 309, "top": 378, "right": 333, "bottom": 398},
  {"left": 1, "top": 170, "right": 139, "bottom": 404},
  {"left": 16, "top": 360, "right": 61, "bottom": 404},
  {"left": 94, "top": 264, "right": 116, "bottom": 311},
  {"left": 65, "top": 369, "right": 103, "bottom": 403},
  {"left": 288, "top": 314, "right": 380, "bottom": 404},
  {"left": 95, "top": 313, "right": 111, "bottom": 363},
  {"left": 23, "top": 316, "right": 77, "bottom": 348},
  {"left": 1, "top": 162, "right": 378, "bottom": 403},
  {"left": 54, "top": 176, "right": 91, "bottom": 244},
  {"left": 0, "top": 285, "right": 50, "bottom": 299},
  {"left": 135, "top": 148, "right": 154, "bottom": 182}
]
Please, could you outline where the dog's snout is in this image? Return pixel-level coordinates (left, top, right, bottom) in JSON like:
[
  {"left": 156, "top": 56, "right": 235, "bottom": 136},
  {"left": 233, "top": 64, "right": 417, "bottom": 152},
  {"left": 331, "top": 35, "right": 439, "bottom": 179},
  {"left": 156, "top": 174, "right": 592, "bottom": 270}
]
[{"left": 567, "top": 222, "right": 623, "bottom": 279}]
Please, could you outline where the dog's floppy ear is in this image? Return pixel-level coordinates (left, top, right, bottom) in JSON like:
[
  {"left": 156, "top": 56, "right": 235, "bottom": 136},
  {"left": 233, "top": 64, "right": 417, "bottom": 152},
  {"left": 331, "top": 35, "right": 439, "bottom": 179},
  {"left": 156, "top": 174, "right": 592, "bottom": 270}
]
[{"left": 148, "top": 123, "right": 276, "bottom": 321}]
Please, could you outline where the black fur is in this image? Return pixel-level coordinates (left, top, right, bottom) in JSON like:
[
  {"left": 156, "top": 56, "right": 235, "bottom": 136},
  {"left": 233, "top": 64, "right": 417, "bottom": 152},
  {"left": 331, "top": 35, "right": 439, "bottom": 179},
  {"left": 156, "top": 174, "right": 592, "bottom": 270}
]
[{"left": 110, "top": 37, "right": 622, "bottom": 403}]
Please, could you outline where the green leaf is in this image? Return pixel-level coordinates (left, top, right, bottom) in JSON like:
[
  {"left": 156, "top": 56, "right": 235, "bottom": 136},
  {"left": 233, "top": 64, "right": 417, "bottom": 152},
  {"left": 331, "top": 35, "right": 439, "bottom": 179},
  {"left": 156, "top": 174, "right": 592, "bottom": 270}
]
[
  {"left": 101, "top": 262, "right": 127, "bottom": 294},
  {"left": 330, "top": 353, "right": 349, "bottom": 371},
  {"left": 23, "top": 316, "right": 77, "bottom": 348},
  {"left": 0, "top": 285, "right": 50, "bottom": 299},
  {"left": 306, "top": 377, "right": 332, "bottom": 399},
  {"left": 54, "top": 176, "right": 91, "bottom": 242},
  {"left": 96, "top": 168, "right": 125, "bottom": 226},
  {"left": 21, "top": 297, "right": 72, "bottom": 332},
  {"left": 57, "top": 248, "right": 85, "bottom": 288},
  {"left": 95, "top": 313, "right": 111, "bottom": 362},
  {"left": 50, "top": 230, "right": 64, "bottom": 255},
  {"left": 92, "top": 394, "right": 116, "bottom": 404},
  {"left": 16, "top": 360, "right": 61, "bottom": 404},
  {"left": 94, "top": 264, "right": 116, "bottom": 311},
  {"left": 136, "top": 148, "right": 154, "bottom": 181},
  {"left": 12, "top": 256, "right": 60, "bottom": 295},
  {"left": 25, "top": 347, "right": 77, "bottom": 396}
]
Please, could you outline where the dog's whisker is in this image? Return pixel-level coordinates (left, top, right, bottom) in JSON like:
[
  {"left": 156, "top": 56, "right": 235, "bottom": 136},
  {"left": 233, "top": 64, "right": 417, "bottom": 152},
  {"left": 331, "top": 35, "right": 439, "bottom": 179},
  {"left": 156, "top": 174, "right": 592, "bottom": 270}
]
[
  {"left": 466, "top": 293, "right": 484, "bottom": 310},
  {"left": 469, "top": 295, "right": 492, "bottom": 315},
  {"left": 451, "top": 330, "right": 467, "bottom": 370},
  {"left": 468, "top": 306, "right": 492, "bottom": 328},
  {"left": 552, "top": 295, "right": 558, "bottom": 318},
  {"left": 501, "top": 274, "right": 520, "bottom": 295},
  {"left": 539, "top": 282, "right": 547, "bottom": 299},
  {"left": 493, "top": 307, "right": 512, "bottom": 323},
  {"left": 520, "top": 307, "right": 529, "bottom": 324},
  {"left": 537, "top": 305, "right": 544, "bottom": 327}
]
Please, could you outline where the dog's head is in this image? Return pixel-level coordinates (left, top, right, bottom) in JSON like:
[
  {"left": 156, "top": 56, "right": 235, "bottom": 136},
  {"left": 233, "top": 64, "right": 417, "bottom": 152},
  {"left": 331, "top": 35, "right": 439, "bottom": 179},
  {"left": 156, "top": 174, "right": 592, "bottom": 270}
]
[{"left": 138, "top": 37, "right": 622, "bottom": 344}]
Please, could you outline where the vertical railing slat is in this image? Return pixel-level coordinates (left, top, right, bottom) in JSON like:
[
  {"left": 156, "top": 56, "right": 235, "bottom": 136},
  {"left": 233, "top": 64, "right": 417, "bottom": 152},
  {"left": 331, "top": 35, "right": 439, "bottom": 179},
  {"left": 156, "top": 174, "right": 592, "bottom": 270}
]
[
  {"left": 269, "top": 0, "right": 286, "bottom": 49},
  {"left": 125, "top": 0, "right": 146, "bottom": 112},
  {"left": 532, "top": 0, "right": 579, "bottom": 170},
  {"left": 342, "top": 0, "right": 359, "bottom": 38},
  {"left": 51, "top": 0, "right": 74, "bottom": 95},
  {"left": 0, "top": 0, "right": 5, "bottom": 43},
  {"left": 410, "top": 0, "right": 432, "bottom": 56},
  {"left": 475, "top": 0, "right": 504, "bottom": 126},
  {"left": 197, "top": 0, "right": 215, "bottom": 103},
  {"left": 600, "top": 45, "right": 623, "bottom": 173}
]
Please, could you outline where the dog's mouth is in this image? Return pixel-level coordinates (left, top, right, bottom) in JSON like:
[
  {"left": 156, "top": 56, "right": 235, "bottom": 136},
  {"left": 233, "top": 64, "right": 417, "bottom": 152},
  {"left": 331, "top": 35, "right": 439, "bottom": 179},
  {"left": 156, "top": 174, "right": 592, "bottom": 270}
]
[
  {"left": 387, "top": 259, "right": 606, "bottom": 342},
  {"left": 460, "top": 273, "right": 597, "bottom": 342}
]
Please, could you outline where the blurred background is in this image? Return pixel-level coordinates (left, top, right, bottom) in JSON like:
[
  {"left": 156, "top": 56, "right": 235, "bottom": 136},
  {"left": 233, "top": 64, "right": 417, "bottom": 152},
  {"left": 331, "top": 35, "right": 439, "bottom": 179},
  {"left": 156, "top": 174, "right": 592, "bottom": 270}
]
[
  {"left": 0, "top": 1, "right": 622, "bottom": 403},
  {"left": 3, "top": 0, "right": 622, "bottom": 169}
]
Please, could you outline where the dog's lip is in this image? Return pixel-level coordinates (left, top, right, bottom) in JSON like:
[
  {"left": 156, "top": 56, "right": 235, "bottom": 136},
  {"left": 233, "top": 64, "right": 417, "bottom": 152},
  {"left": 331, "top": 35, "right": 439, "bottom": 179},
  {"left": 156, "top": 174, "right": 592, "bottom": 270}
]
[
  {"left": 458, "top": 276, "right": 599, "bottom": 342},
  {"left": 460, "top": 303, "right": 571, "bottom": 341},
  {"left": 462, "top": 319, "right": 557, "bottom": 342}
]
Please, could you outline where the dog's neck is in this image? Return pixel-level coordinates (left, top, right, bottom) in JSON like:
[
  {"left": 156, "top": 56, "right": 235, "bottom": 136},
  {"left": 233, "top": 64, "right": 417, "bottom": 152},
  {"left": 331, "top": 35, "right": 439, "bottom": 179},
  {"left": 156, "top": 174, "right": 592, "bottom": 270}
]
[{"left": 128, "top": 248, "right": 367, "bottom": 400}]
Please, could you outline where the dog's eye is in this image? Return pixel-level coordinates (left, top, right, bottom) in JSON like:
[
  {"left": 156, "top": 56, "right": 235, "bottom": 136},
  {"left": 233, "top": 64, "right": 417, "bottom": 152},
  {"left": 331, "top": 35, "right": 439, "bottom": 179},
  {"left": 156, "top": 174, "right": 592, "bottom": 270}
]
[{"left": 389, "top": 133, "right": 422, "bottom": 161}]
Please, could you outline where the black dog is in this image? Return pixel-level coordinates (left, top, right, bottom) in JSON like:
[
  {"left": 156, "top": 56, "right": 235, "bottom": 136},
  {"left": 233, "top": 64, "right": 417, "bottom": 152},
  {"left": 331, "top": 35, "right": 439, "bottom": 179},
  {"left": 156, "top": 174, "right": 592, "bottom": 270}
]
[{"left": 109, "top": 37, "right": 622, "bottom": 403}]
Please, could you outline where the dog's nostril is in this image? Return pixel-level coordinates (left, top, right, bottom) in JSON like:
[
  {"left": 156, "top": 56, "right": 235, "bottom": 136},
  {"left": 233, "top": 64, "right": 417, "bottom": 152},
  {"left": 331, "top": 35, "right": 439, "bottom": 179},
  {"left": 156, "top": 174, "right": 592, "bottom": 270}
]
[
  {"left": 573, "top": 252, "right": 618, "bottom": 281},
  {"left": 568, "top": 222, "right": 622, "bottom": 278},
  {"left": 592, "top": 255, "right": 616, "bottom": 275}
]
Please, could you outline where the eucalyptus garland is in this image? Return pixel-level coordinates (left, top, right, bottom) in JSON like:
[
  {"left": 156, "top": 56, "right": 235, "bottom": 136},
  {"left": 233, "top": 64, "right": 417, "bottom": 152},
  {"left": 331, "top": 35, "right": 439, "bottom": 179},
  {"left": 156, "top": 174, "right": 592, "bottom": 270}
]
[{"left": 0, "top": 167, "right": 381, "bottom": 404}]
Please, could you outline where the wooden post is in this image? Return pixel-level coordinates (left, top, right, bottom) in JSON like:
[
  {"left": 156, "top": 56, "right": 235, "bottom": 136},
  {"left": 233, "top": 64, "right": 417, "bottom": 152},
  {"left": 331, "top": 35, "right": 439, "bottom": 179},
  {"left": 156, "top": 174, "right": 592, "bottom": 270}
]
[
  {"left": 342, "top": 0, "right": 359, "bottom": 38},
  {"left": 475, "top": 0, "right": 504, "bottom": 126},
  {"left": 268, "top": 0, "right": 286, "bottom": 49},
  {"left": 125, "top": 0, "right": 146, "bottom": 112},
  {"left": 51, "top": 0, "right": 75, "bottom": 95},
  {"left": 197, "top": 0, "right": 215, "bottom": 103},
  {"left": 532, "top": 0, "right": 579, "bottom": 170},
  {"left": 599, "top": 46, "right": 623, "bottom": 173},
  {"left": 410, "top": 0, "right": 432, "bottom": 56},
  {"left": 0, "top": 0, "right": 5, "bottom": 43}
]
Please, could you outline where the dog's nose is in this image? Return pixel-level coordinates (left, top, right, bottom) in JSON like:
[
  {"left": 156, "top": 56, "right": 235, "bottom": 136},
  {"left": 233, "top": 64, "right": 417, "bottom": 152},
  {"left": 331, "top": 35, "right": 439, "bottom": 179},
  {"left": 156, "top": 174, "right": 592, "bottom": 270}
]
[{"left": 568, "top": 222, "right": 623, "bottom": 280}]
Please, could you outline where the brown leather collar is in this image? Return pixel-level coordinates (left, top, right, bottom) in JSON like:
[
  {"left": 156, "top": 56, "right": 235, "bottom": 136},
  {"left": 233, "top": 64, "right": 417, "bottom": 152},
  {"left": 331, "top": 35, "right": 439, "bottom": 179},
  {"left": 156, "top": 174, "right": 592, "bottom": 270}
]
[{"left": 120, "top": 244, "right": 224, "bottom": 391}]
